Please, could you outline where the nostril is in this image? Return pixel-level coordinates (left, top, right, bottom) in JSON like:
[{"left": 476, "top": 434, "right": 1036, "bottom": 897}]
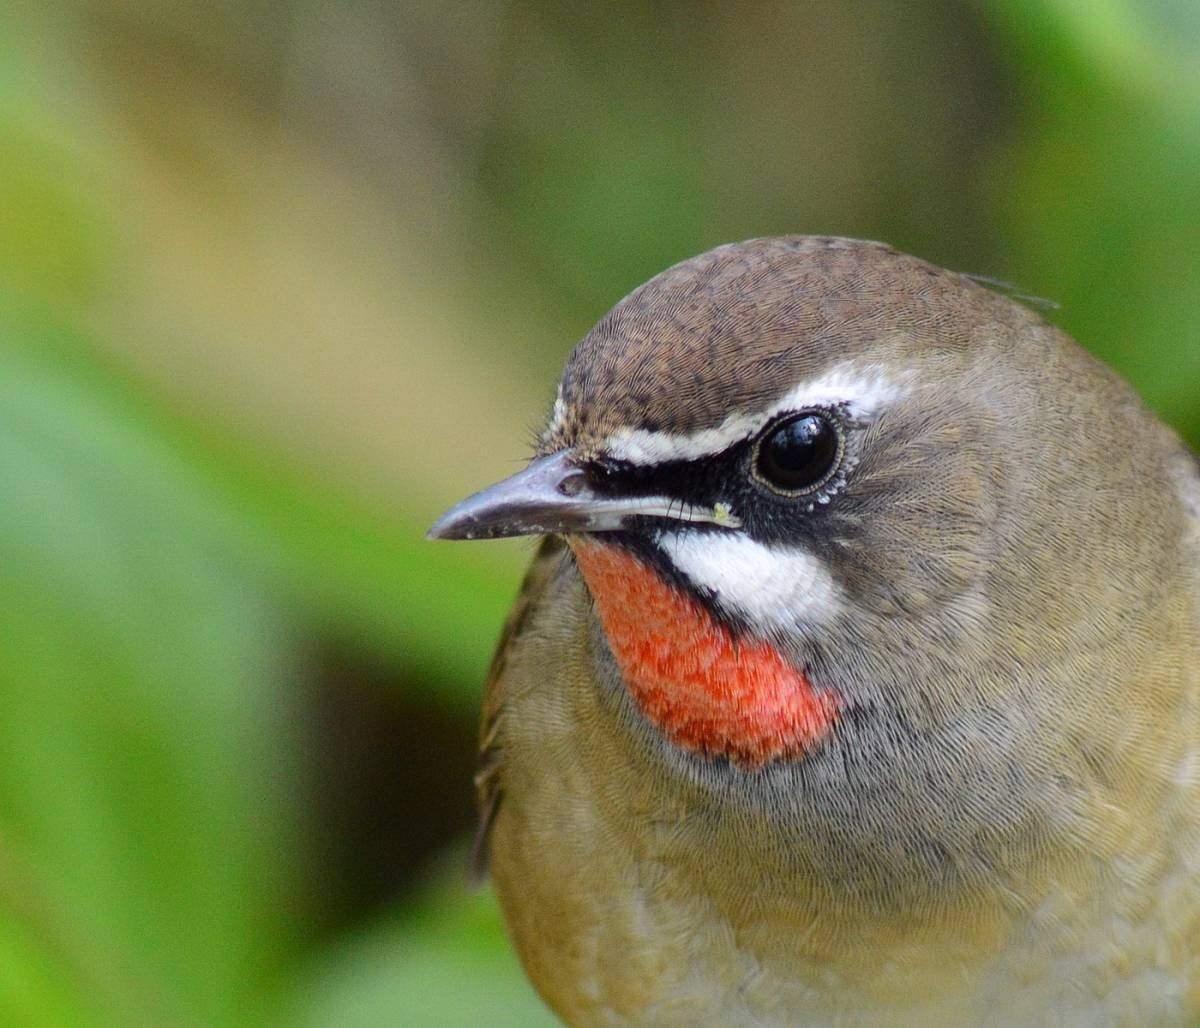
[{"left": 558, "top": 471, "right": 588, "bottom": 497}]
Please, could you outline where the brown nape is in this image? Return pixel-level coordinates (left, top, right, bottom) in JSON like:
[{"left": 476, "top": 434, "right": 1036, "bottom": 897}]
[{"left": 541, "top": 235, "right": 1043, "bottom": 457}]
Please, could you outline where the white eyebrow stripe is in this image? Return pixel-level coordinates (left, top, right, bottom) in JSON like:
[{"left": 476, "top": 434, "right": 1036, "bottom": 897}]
[{"left": 601, "top": 364, "right": 908, "bottom": 465}]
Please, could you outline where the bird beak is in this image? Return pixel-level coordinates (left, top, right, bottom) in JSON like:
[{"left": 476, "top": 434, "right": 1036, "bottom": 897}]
[{"left": 427, "top": 450, "right": 740, "bottom": 541}]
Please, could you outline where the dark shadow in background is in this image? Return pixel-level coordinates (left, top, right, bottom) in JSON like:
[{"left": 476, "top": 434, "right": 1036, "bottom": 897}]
[{"left": 309, "top": 644, "right": 477, "bottom": 932}]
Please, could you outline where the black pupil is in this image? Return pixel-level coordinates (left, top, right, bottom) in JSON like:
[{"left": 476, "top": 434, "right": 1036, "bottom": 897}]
[{"left": 757, "top": 414, "right": 838, "bottom": 491}]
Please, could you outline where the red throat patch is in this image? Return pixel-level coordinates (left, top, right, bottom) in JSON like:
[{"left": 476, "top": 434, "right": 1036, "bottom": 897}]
[{"left": 570, "top": 538, "right": 839, "bottom": 769}]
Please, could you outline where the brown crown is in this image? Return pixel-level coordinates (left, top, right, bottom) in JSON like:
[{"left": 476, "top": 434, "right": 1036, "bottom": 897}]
[{"left": 541, "top": 235, "right": 1039, "bottom": 457}]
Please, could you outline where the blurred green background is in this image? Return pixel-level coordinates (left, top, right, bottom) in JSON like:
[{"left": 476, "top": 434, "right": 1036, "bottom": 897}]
[{"left": 0, "top": 1, "right": 1197, "bottom": 1024}]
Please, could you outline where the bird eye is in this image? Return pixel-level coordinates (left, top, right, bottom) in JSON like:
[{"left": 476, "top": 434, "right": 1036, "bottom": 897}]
[{"left": 753, "top": 413, "right": 841, "bottom": 494}]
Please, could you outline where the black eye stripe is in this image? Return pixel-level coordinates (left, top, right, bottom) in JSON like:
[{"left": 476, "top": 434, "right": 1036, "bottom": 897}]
[
  {"left": 587, "top": 440, "right": 747, "bottom": 509},
  {"left": 592, "top": 409, "right": 845, "bottom": 499}
]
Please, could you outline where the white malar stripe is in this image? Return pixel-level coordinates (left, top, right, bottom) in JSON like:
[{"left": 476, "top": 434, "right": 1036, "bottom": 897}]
[
  {"left": 602, "top": 363, "right": 908, "bottom": 465},
  {"left": 656, "top": 530, "right": 842, "bottom": 629}
]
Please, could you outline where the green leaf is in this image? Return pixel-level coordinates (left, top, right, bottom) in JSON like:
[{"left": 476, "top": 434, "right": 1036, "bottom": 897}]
[
  {"left": 0, "top": 336, "right": 303, "bottom": 1022},
  {"left": 272, "top": 867, "right": 555, "bottom": 1028},
  {"left": 983, "top": 0, "right": 1200, "bottom": 447}
]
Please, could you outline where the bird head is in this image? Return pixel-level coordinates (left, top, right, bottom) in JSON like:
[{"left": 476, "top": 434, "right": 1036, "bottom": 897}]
[{"left": 430, "top": 237, "right": 1193, "bottom": 877}]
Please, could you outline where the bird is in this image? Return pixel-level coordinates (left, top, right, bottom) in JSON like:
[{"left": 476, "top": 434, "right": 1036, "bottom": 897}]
[{"left": 428, "top": 237, "right": 1200, "bottom": 1025}]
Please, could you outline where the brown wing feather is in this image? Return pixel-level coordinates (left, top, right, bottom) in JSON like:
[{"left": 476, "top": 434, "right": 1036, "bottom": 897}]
[{"left": 470, "top": 536, "right": 568, "bottom": 881}]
